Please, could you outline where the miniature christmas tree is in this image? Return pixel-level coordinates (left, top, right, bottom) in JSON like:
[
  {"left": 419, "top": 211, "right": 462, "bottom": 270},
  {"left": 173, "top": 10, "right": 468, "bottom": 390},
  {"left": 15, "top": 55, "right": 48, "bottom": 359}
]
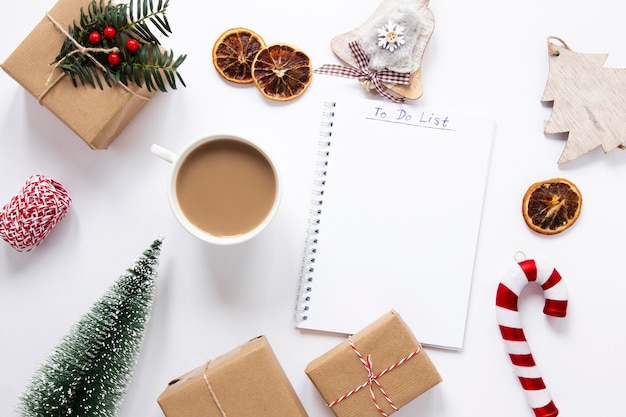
[{"left": 18, "top": 237, "right": 164, "bottom": 417}]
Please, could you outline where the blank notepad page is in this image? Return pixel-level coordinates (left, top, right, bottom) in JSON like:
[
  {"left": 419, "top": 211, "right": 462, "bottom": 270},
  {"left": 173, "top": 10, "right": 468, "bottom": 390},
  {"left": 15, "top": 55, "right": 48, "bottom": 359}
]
[{"left": 296, "top": 97, "right": 495, "bottom": 350}]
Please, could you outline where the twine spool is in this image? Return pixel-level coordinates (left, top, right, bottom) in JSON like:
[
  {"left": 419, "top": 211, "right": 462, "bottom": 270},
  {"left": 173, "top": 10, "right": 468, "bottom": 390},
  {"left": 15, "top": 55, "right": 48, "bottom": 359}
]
[{"left": 0, "top": 175, "right": 71, "bottom": 252}]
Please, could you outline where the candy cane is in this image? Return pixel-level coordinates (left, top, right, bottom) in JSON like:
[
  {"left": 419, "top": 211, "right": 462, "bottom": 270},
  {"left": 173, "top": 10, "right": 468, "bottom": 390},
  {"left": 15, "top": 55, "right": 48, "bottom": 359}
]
[{"left": 495, "top": 256, "right": 568, "bottom": 417}]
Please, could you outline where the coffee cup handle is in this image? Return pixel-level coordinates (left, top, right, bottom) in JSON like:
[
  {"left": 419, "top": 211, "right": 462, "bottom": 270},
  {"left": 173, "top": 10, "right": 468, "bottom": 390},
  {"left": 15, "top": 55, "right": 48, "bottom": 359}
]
[{"left": 151, "top": 144, "right": 177, "bottom": 164}]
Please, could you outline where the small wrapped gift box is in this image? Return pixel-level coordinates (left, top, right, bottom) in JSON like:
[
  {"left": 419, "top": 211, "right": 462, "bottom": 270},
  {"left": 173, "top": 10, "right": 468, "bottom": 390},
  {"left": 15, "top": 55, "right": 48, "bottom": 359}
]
[
  {"left": 157, "top": 336, "right": 309, "bottom": 417},
  {"left": 305, "top": 310, "right": 442, "bottom": 417},
  {"left": 1, "top": 0, "right": 154, "bottom": 149}
]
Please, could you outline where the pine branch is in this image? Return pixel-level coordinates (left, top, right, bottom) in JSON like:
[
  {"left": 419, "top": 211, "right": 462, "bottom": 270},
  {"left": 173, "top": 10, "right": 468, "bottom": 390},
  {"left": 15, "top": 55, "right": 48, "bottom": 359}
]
[
  {"left": 117, "top": 44, "right": 187, "bottom": 92},
  {"left": 125, "top": 0, "right": 172, "bottom": 43},
  {"left": 53, "top": 0, "right": 185, "bottom": 92}
]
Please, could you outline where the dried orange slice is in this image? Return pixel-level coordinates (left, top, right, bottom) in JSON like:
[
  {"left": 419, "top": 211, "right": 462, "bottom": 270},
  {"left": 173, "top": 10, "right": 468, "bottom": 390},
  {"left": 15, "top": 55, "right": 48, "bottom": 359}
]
[
  {"left": 522, "top": 178, "right": 582, "bottom": 235},
  {"left": 212, "top": 28, "right": 266, "bottom": 84},
  {"left": 252, "top": 43, "right": 312, "bottom": 101}
]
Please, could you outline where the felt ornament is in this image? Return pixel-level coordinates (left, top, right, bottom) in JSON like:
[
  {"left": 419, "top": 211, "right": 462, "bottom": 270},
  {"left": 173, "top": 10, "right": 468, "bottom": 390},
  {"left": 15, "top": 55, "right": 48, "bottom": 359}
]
[
  {"left": 541, "top": 36, "right": 626, "bottom": 164},
  {"left": 316, "top": 0, "right": 434, "bottom": 102}
]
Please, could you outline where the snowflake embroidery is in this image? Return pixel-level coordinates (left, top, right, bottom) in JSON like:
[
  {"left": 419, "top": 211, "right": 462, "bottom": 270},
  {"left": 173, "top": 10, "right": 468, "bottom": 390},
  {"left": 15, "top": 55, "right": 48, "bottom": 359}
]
[{"left": 377, "top": 20, "right": 406, "bottom": 52}]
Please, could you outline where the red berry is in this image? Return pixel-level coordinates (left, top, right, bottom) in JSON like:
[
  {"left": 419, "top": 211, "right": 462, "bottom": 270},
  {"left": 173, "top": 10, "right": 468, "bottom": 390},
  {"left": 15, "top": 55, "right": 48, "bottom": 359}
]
[
  {"left": 103, "top": 26, "right": 117, "bottom": 40},
  {"left": 88, "top": 31, "right": 101, "bottom": 45},
  {"left": 107, "top": 53, "right": 121, "bottom": 66},
  {"left": 126, "top": 39, "right": 140, "bottom": 52}
]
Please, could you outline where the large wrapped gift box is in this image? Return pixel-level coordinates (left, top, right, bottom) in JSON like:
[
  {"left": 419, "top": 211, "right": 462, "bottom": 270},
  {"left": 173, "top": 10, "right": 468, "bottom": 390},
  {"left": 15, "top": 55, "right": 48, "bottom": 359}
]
[
  {"left": 305, "top": 310, "right": 442, "bottom": 417},
  {"left": 157, "top": 335, "right": 309, "bottom": 417},
  {"left": 1, "top": 0, "right": 155, "bottom": 149}
]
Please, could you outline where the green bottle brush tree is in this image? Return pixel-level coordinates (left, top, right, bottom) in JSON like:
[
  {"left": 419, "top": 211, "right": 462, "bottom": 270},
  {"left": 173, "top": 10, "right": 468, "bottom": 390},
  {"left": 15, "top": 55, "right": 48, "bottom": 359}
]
[{"left": 18, "top": 237, "right": 164, "bottom": 417}]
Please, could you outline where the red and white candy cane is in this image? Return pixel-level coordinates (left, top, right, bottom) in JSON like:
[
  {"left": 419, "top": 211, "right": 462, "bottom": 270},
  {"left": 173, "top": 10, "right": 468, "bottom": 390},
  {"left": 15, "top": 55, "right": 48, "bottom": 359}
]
[{"left": 495, "top": 256, "right": 568, "bottom": 417}]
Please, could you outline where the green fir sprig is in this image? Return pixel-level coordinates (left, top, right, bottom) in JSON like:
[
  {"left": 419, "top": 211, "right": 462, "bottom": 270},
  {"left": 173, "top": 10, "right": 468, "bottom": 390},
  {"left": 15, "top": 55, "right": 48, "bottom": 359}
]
[{"left": 55, "top": 0, "right": 186, "bottom": 92}]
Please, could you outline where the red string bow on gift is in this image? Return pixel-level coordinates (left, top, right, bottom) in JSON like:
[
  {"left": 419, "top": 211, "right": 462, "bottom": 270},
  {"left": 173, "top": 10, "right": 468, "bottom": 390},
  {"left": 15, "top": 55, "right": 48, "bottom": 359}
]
[
  {"left": 326, "top": 336, "right": 422, "bottom": 417},
  {"left": 314, "top": 40, "right": 410, "bottom": 103}
]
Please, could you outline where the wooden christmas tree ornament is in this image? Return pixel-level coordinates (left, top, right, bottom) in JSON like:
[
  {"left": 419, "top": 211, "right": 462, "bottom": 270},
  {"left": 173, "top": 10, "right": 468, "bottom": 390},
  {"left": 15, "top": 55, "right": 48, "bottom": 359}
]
[{"left": 542, "top": 36, "right": 626, "bottom": 164}]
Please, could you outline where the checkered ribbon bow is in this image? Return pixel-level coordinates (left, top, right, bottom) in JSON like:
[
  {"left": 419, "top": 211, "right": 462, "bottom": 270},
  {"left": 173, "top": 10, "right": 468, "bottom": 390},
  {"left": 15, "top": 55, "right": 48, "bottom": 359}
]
[
  {"left": 314, "top": 40, "right": 410, "bottom": 103},
  {"left": 0, "top": 175, "right": 71, "bottom": 252}
]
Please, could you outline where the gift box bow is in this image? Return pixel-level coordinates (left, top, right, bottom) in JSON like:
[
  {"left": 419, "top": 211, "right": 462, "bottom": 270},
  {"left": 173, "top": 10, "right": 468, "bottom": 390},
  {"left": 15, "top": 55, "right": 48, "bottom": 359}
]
[{"left": 327, "top": 335, "right": 422, "bottom": 417}]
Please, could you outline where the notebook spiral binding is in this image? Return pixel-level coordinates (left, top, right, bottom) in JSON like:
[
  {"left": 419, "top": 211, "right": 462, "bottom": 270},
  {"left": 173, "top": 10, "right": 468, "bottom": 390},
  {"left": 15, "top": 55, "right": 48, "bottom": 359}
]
[{"left": 295, "top": 101, "right": 336, "bottom": 323}]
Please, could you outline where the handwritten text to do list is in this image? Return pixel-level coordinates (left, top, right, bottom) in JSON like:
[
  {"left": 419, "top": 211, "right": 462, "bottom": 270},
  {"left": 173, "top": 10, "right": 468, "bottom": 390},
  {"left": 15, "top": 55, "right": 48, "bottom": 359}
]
[{"left": 366, "top": 106, "right": 454, "bottom": 131}]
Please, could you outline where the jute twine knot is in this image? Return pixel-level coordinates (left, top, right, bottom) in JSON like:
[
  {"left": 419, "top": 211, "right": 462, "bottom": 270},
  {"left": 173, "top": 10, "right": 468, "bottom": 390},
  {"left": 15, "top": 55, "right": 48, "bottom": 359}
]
[{"left": 0, "top": 175, "right": 72, "bottom": 252}]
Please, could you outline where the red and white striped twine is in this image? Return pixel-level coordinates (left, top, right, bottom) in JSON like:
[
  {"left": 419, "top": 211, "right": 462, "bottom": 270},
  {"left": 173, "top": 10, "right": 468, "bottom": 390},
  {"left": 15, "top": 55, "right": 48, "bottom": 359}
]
[
  {"left": 495, "top": 258, "right": 568, "bottom": 417},
  {"left": 0, "top": 175, "right": 71, "bottom": 252},
  {"left": 326, "top": 335, "right": 421, "bottom": 416}
]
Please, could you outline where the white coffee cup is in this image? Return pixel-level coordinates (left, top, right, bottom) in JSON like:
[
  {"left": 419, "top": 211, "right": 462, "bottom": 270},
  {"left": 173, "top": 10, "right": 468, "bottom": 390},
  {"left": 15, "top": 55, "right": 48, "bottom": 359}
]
[{"left": 151, "top": 134, "right": 281, "bottom": 245}]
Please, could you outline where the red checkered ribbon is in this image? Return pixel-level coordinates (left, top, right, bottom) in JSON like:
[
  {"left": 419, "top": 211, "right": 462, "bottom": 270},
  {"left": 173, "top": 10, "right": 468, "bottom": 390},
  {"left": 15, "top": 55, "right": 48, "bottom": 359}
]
[
  {"left": 326, "top": 336, "right": 422, "bottom": 416},
  {"left": 314, "top": 41, "right": 410, "bottom": 103},
  {"left": 0, "top": 175, "right": 71, "bottom": 252}
]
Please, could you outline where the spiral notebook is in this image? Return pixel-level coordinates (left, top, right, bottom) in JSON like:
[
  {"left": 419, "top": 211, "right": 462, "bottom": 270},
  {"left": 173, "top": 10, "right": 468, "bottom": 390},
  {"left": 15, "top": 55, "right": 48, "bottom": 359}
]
[{"left": 295, "top": 97, "right": 495, "bottom": 350}]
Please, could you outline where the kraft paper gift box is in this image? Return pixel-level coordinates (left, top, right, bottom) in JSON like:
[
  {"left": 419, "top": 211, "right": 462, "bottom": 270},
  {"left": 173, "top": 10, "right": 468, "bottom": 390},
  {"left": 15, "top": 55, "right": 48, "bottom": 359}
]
[
  {"left": 1, "top": 0, "right": 154, "bottom": 149},
  {"left": 157, "top": 335, "right": 309, "bottom": 417},
  {"left": 305, "top": 310, "right": 442, "bottom": 417}
]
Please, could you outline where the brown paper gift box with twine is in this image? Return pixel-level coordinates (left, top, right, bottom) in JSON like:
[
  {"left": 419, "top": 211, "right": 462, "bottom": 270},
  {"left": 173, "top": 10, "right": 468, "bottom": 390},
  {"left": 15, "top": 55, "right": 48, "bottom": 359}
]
[
  {"left": 157, "top": 336, "right": 309, "bottom": 417},
  {"left": 305, "top": 310, "right": 442, "bottom": 417},
  {"left": 1, "top": 0, "right": 154, "bottom": 149}
]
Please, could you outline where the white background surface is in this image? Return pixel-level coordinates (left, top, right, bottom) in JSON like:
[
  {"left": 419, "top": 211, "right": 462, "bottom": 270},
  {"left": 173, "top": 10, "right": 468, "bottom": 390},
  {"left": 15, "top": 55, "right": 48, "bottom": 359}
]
[{"left": 1, "top": 0, "right": 626, "bottom": 416}]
